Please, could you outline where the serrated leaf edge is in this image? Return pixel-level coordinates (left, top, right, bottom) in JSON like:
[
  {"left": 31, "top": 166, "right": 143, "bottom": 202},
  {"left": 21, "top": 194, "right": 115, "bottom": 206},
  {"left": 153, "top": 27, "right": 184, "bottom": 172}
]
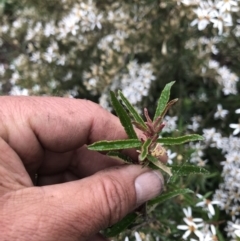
[
  {"left": 118, "top": 90, "right": 147, "bottom": 130},
  {"left": 157, "top": 134, "right": 204, "bottom": 145},
  {"left": 88, "top": 139, "right": 141, "bottom": 151},
  {"left": 110, "top": 91, "right": 138, "bottom": 139},
  {"left": 154, "top": 81, "right": 175, "bottom": 121}
]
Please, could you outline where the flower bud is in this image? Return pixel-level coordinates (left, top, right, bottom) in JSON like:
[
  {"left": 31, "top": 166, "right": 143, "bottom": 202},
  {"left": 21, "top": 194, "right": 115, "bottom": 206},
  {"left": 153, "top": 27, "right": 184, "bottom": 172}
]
[{"left": 150, "top": 143, "right": 168, "bottom": 164}]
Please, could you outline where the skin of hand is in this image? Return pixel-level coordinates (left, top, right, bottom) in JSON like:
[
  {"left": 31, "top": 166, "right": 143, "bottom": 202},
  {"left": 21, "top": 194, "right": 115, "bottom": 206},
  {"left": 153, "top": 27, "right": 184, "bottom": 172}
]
[{"left": 0, "top": 97, "right": 165, "bottom": 241}]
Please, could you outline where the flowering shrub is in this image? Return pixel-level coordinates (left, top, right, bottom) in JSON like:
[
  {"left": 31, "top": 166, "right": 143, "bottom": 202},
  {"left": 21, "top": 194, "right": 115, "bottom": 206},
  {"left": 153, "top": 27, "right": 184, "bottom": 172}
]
[{"left": 0, "top": 0, "right": 240, "bottom": 240}]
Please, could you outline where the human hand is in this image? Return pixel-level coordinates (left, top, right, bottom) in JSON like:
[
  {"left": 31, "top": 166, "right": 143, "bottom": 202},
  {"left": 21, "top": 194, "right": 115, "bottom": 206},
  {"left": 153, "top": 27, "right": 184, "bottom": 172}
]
[{"left": 0, "top": 97, "right": 164, "bottom": 241}]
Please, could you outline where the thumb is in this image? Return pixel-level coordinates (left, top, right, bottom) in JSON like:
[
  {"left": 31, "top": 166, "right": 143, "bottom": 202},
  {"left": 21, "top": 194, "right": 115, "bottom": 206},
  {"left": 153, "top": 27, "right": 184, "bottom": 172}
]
[
  {"left": 4, "top": 165, "right": 164, "bottom": 241},
  {"left": 43, "top": 165, "right": 164, "bottom": 240}
]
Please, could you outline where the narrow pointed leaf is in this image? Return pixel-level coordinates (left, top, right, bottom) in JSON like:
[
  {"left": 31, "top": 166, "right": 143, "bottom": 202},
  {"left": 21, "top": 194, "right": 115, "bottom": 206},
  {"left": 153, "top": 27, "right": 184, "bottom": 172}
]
[
  {"left": 154, "top": 81, "right": 175, "bottom": 121},
  {"left": 88, "top": 139, "right": 141, "bottom": 151},
  {"left": 203, "top": 191, "right": 213, "bottom": 199},
  {"left": 107, "top": 151, "right": 134, "bottom": 164},
  {"left": 157, "top": 134, "right": 204, "bottom": 145},
  {"left": 105, "top": 213, "right": 138, "bottom": 237},
  {"left": 148, "top": 188, "right": 193, "bottom": 205},
  {"left": 139, "top": 139, "right": 152, "bottom": 161},
  {"left": 147, "top": 155, "right": 172, "bottom": 176},
  {"left": 216, "top": 228, "right": 225, "bottom": 241},
  {"left": 182, "top": 193, "right": 196, "bottom": 206},
  {"left": 110, "top": 91, "right": 137, "bottom": 139},
  {"left": 118, "top": 90, "right": 147, "bottom": 130},
  {"left": 132, "top": 121, "right": 146, "bottom": 131},
  {"left": 158, "top": 98, "right": 178, "bottom": 120},
  {"left": 170, "top": 165, "right": 209, "bottom": 176}
]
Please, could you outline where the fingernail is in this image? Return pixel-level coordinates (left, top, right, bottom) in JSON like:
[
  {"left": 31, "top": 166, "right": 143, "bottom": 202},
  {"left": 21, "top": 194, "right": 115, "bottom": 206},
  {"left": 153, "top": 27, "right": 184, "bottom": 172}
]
[{"left": 134, "top": 171, "right": 164, "bottom": 206}]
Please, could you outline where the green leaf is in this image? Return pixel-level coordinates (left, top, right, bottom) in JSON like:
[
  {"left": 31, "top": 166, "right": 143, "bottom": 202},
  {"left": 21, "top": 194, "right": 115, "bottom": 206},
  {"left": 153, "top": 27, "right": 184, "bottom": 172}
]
[
  {"left": 106, "top": 151, "right": 134, "bottom": 164},
  {"left": 158, "top": 98, "right": 178, "bottom": 120},
  {"left": 139, "top": 139, "right": 152, "bottom": 161},
  {"left": 88, "top": 139, "right": 141, "bottom": 151},
  {"left": 182, "top": 193, "right": 196, "bottom": 206},
  {"left": 154, "top": 81, "right": 175, "bottom": 121},
  {"left": 110, "top": 91, "right": 138, "bottom": 139},
  {"left": 170, "top": 165, "right": 209, "bottom": 176},
  {"left": 148, "top": 188, "right": 193, "bottom": 205},
  {"left": 202, "top": 191, "right": 213, "bottom": 199},
  {"left": 147, "top": 155, "right": 172, "bottom": 176},
  {"left": 157, "top": 134, "right": 204, "bottom": 145},
  {"left": 118, "top": 90, "right": 147, "bottom": 130},
  {"left": 216, "top": 228, "right": 225, "bottom": 241},
  {"left": 105, "top": 213, "right": 138, "bottom": 237}
]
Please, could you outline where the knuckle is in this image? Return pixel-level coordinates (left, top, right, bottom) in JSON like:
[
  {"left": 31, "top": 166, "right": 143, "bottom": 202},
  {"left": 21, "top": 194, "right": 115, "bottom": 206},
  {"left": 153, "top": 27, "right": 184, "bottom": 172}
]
[{"left": 96, "top": 174, "right": 130, "bottom": 227}]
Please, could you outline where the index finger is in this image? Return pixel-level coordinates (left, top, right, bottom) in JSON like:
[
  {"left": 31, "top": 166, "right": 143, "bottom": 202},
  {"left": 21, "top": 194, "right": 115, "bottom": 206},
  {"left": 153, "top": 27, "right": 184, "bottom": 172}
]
[
  {"left": 0, "top": 96, "right": 131, "bottom": 167},
  {"left": 32, "top": 97, "right": 128, "bottom": 150}
]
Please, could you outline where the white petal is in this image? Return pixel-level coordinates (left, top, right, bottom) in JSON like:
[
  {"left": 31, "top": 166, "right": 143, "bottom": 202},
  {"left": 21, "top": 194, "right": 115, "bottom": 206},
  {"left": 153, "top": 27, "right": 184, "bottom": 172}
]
[
  {"left": 232, "top": 224, "right": 240, "bottom": 229},
  {"left": 183, "top": 230, "right": 191, "bottom": 239},
  {"left": 217, "top": 22, "right": 223, "bottom": 35},
  {"left": 184, "top": 218, "right": 197, "bottom": 226},
  {"left": 230, "top": 124, "right": 238, "bottom": 128},
  {"left": 183, "top": 208, "right": 189, "bottom": 217},
  {"left": 235, "top": 230, "right": 240, "bottom": 237},
  {"left": 196, "top": 201, "right": 205, "bottom": 207},
  {"left": 194, "top": 230, "right": 204, "bottom": 241},
  {"left": 177, "top": 225, "right": 189, "bottom": 230},
  {"left": 233, "top": 128, "right": 240, "bottom": 135},
  {"left": 196, "top": 194, "right": 203, "bottom": 199},
  {"left": 208, "top": 204, "right": 215, "bottom": 216},
  {"left": 198, "top": 19, "right": 209, "bottom": 30},
  {"left": 191, "top": 19, "right": 198, "bottom": 26},
  {"left": 193, "top": 218, "right": 203, "bottom": 223},
  {"left": 134, "top": 232, "right": 142, "bottom": 241},
  {"left": 210, "top": 225, "right": 216, "bottom": 235}
]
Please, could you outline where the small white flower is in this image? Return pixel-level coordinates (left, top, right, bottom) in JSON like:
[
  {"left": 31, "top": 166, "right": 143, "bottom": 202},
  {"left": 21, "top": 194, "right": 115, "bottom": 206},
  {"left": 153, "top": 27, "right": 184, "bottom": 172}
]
[
  {"left": 210, "top": 12, "right": 232, "bottom": 35},
  {"left": 163, "top": 115, "right": 178, "bottom": 133},
  {"left": 193, "top": 228, "right": 215, "bottom": 241},
  {"left": 229, "top": 205, "right": 240, "bottom": 220},
  {"left": 208, "top": 60, "right": 220, "bottom": 69},
  {"left": 203, "top": 128, "right": 216, "bottom": 142},
  {"left": 196, "top": 194, "right": 221, "bottom": 218},
  {"left": 225, "top": 220, "right": 240, "bottom": 239},
  {"left": 191, "top": 7, "right": 210, "bottom": 31},
  {"left": 44, "top": 22, "right": 56, "bottom": 37},
  {"left": 196, "top": 158, "right": 208, "bottom": 167},
  {"left": 167, "top": 149, "right": 177, "bottom": 164},
  {"left": 188, "top": 116, "right": 202, "bottom": 131},
  {"left": 216, "top": 0, "right": 238, "bottom": 12},
  {"left": 229, "top": 123, "right": 240, "bottom": 135},
  {"left": 183, "top": 207, "right": 204, "bottom": 223},
  {"left": 177, "top": 218, "right": 204, "bottom": 240},
  {"left": 214, "top": 104, "right": 228, "bottom": 119}
]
